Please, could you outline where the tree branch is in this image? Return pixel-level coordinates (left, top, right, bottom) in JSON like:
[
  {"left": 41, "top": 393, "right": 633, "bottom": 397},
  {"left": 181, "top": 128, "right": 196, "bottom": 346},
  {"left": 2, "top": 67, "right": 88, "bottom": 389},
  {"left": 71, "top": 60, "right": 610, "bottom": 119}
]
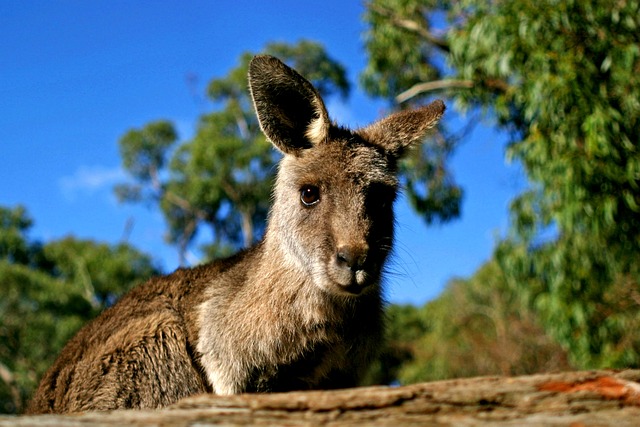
[
  {"left": 148, "top": 163, "right": 211, "bottom": 224},
  {"left": 367, "top": 4, "right": 513, "bottom": 104},
  {"left": 396, "top": 77, "right": 512, "bottom": 103},
  {"left": 484, "top": 78, "right": 512, "bottom": 93},
  {"left": 396, "top": 79, "right": 474, "bottom": 103},
  {"left": 369, "top": 3, "right": 450, "bottom": 52},
  {"left": 0, "top": 361, "right": 22, "bottom": 412}
]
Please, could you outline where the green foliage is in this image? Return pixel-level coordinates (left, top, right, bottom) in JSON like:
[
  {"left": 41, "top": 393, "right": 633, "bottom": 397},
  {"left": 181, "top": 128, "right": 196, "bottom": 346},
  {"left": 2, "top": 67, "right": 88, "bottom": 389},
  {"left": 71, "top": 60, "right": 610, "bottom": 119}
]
[
  {"left": 367, "top": 261, "right": 570, "bottom": 385},
  {"left": 451, "top": 0, "right": 640, "bottom": 368},
  {"left": 41, "top": 238, "right": 159, "bottom": 309},
  {"left": 361, "top": 0, "right": 443, "bottom": 100},
  {"left": 118, "top": 121, "right": 178, "bottom": 184},
  {"left": 362, "top": 303, "right": 431, "bottom": 385},
  {"left": 363, "top": 0, "right": 640, "bottom": 368},
  {"left": 0, "top": 206, "right": 158, "bottom": 413},
  {"left": 0, "top": 261, "right": 87, "bottom": 414},
  {"left": 0, "top": 205, "right": 33, "bottom": 265}
]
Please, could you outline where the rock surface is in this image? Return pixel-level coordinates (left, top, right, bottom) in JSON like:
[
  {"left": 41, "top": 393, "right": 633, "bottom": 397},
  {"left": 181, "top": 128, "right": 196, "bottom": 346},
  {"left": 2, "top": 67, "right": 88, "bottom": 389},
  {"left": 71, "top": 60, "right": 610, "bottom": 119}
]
[{"left": 3, "top": 369, "right": 640, "bottom": 426}]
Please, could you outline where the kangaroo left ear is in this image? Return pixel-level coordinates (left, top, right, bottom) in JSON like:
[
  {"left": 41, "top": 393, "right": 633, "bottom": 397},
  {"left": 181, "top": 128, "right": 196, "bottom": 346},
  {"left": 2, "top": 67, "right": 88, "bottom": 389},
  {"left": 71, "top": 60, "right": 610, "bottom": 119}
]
[
  {"left": 249, "top": 55, "right": 331, "bottom": 156},
  {"left": 359, "top": 100, "right": 445, "bottom": 157}
]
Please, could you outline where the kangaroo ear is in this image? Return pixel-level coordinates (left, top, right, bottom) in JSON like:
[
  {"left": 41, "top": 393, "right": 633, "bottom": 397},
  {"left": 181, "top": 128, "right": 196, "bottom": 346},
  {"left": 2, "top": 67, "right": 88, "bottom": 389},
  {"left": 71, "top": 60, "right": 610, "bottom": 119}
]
[
  {"left": 249, "top": 55, "right": 330, "bottom": 155},
  {"left": 360, "top": 100, "right": 445, "bottom": 157}
]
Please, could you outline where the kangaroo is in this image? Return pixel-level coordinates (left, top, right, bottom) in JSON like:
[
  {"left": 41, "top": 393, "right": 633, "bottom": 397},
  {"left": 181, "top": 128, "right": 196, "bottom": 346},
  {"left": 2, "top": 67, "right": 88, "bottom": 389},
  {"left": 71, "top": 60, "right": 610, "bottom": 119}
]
[{"left": 26, "top": 55, "right": 445, "bottom": 414}]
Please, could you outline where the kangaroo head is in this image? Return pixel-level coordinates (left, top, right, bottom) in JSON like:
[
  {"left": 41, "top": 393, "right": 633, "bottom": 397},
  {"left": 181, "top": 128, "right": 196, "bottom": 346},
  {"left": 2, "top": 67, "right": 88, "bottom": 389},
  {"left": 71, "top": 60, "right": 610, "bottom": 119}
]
[{"left": 249, "top": 55, "right": 444, "bottom": 297}]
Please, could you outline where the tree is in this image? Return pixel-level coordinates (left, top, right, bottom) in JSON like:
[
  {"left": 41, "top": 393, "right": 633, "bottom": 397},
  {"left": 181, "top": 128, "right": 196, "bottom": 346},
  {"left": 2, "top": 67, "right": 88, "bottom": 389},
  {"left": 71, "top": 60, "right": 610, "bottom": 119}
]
[
  {"left": 362, "top": 0, "right": 640, "bottom": 367},
  {"left": 0, "top": 206, "right": 158, "bottom": 413},
  {"left": 406, "top": 261, "right": 569, "bottom": 383},
  {"left": 365, "top": 260, "right": 569, "bottom": 386}
]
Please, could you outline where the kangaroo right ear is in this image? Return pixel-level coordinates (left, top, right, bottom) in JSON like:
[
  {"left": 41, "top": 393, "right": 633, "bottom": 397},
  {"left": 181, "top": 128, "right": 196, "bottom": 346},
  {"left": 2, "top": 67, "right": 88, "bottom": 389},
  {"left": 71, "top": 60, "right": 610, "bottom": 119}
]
[
  {"left": 360, "top": 100, "right": 445, "bottom": 157},
  {"left": 249, "top": 55, "right": 331, "bottom": 156}
]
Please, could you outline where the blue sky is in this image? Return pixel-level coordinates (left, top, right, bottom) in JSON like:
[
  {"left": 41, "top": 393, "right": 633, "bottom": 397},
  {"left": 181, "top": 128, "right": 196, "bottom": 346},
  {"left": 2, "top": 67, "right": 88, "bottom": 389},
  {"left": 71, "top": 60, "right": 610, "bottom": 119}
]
[{"left": 1, "top": 1, "right": 525, "bottom": 305}]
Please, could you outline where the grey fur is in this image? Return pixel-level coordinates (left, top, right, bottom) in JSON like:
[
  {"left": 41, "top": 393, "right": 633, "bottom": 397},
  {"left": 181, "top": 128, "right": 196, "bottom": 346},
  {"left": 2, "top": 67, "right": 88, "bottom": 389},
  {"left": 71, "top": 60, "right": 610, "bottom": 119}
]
[{"left": 26, "top": 55, "right": 445, "bottom": 414}]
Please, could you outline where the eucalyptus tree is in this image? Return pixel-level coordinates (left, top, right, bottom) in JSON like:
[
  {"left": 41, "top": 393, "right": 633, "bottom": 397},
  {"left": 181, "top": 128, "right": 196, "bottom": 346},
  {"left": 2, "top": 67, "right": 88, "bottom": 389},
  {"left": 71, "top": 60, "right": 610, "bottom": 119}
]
[{"left": 363, "top": 0, "right": 640, "bottom": 367}]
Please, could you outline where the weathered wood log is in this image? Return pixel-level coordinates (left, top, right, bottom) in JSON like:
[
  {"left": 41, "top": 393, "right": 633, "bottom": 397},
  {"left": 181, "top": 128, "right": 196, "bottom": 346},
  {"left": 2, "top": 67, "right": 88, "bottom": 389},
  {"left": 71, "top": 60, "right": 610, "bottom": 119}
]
[{"left": 3, "top": 369, "right": 640, "bottom": 426}]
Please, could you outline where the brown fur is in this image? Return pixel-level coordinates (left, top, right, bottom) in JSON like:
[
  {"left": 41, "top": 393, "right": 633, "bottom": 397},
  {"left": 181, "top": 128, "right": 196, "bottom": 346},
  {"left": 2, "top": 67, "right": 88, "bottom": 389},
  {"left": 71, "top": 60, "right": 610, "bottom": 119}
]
[{"left": 26, "top": 55, "right": 445, "bottom": 413}]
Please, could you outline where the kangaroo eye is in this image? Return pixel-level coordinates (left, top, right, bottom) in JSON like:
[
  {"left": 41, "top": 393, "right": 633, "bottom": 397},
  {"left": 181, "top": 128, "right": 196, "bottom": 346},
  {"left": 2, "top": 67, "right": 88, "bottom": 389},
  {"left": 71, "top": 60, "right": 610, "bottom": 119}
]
[{"left": 300, "top": 185, "right": 320, "bottom": 206}]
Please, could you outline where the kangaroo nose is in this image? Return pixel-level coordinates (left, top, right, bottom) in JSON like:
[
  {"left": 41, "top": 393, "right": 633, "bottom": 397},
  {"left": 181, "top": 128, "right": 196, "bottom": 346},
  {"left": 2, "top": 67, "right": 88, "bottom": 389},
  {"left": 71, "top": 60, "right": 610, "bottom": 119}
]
[{"left": 336, "top": 245, "right": 368, "bottom": 271}]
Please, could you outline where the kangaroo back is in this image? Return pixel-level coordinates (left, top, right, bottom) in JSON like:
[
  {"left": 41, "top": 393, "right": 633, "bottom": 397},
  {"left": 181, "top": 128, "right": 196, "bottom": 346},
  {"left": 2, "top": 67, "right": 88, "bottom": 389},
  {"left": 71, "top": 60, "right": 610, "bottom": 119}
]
[{"left": 27, "top": 55, "right": 445, "bottom": 413}]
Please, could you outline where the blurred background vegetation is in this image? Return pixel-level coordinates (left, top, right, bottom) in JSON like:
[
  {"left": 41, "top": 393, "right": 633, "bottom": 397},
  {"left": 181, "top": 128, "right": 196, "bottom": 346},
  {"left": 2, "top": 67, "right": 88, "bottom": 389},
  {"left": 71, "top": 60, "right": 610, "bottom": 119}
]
[{"left": 2, "top": 0, "right": 639, "bottom": 414}]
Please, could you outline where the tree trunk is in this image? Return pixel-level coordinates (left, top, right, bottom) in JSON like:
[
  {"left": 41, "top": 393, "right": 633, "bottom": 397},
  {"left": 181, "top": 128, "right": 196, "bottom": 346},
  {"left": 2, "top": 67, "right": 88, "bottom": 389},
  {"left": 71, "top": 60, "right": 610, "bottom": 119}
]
[
  {"left": 0, "top": 362, "right": 21, "bottom": 414},
  {"left": 240, "top": 209, "right": 254, "bottom": 248},
  {"left": 4, "top": 369, "right": 640, "bottom": 426}
]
